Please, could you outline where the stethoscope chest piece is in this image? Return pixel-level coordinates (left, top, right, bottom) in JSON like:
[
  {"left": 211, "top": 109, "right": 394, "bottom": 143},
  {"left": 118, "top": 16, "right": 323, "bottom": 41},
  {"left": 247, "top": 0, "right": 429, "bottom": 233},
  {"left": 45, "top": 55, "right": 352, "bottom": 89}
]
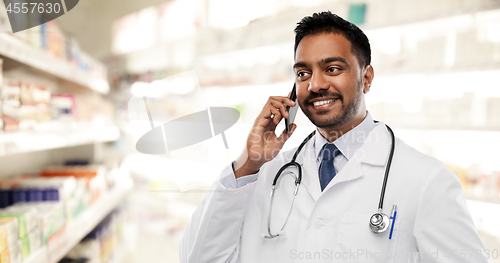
[{"left": 369, "top": 212, "right": 390, "bottom": 233}]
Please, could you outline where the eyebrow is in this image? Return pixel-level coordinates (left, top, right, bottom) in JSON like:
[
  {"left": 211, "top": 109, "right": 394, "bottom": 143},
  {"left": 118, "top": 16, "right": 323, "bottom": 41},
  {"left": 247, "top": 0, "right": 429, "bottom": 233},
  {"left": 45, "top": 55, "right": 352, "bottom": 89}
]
[
  {"left": 293, "top": 56, "right": 349, "bottom": 69},
  {"left": 320, "top": 57, "right": 349, "bottom": 67}
]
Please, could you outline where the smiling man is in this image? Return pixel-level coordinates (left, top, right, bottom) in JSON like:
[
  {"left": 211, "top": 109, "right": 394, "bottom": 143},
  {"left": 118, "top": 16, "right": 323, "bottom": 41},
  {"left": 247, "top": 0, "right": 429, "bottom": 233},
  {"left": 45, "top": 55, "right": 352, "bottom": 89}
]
[
  {"left": 294, "top": 32, "right": 371, "bottom": 142},
  {"left": 180, "top": 12, "right": 488, "bottom": 263}
]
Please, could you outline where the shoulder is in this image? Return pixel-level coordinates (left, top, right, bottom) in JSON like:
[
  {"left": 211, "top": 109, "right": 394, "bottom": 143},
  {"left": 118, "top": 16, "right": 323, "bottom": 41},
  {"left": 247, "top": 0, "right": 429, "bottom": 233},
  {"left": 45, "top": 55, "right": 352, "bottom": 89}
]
[
  {"left": 392, "top": 137, "right": 459, "bottom": 185},
  {"left": 394, "top": 138, "right": 443, "bottom": 168}
]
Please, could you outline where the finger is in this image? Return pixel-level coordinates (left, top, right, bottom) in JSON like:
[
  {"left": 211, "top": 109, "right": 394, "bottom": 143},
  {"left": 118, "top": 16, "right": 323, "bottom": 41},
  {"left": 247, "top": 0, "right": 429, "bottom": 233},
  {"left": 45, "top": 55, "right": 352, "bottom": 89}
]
[
  {"left": 270, "top": 96, "right": 296, "bottom": 107},
  {"left": 261, "top": 102, "right": 280, "bottom": 119},
  {"left": 287, "top": 92, "right": 291, "bottom": 98},
  {"left": 270, "top": 100, "right": 289, "bottom": 119},
  {"left": 268, "top": 107, "right": 281, "bottom": 124}
]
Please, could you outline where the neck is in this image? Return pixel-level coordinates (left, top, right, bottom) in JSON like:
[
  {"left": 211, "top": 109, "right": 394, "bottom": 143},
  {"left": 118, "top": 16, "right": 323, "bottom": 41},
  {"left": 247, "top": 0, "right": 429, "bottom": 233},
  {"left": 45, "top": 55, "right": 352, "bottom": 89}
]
[{"left": 318, "top": 110, "right": 367, "bottom": 143}]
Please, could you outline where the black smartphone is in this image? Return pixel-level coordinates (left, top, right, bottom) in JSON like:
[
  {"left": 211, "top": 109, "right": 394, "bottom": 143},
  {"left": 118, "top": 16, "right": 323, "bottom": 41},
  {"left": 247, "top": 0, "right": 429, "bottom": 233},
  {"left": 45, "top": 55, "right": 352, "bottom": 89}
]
[{"left": 285, "top": 84, "right": 299, "bottom": 134}]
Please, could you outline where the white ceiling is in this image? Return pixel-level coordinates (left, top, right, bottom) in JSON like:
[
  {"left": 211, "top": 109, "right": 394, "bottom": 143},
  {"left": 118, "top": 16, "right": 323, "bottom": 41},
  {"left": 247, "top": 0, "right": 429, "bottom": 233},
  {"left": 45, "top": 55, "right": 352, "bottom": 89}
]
[{"left": 56, "top": 0, "right": 175, "bottom": 59}]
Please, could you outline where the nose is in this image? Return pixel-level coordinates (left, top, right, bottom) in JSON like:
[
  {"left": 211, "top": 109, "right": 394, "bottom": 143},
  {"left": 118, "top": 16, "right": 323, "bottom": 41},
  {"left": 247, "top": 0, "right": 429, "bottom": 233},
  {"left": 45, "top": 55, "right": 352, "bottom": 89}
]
[{"left": 308, "top": 72, "right": 330, "bottom": 93}]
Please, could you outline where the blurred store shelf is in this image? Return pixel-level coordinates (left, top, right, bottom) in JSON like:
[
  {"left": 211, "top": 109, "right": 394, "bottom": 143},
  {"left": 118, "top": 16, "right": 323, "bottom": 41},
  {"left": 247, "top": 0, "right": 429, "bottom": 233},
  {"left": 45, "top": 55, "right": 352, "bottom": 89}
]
[
  {"left": 108, "top": 242, "right": 129, "bottom": 263},
  {"left": 0, "top": 34, "right": 109, "bottom": 93},
  {"left": 23, "top": 246, "right": 46, "bottom": 263},
  {"left": 0, "top": 125, "right": 120, "bottom": 156},
  {"left": 22, "top": 179, "right": 133, "bottom": 263}
]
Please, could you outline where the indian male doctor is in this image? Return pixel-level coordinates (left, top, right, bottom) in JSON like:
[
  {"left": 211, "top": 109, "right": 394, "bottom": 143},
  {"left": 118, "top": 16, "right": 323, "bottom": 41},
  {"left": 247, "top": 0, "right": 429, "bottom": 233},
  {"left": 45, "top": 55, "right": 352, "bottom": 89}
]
[{"left": 180, "top": 12, "right": 488, "bottom": 263}]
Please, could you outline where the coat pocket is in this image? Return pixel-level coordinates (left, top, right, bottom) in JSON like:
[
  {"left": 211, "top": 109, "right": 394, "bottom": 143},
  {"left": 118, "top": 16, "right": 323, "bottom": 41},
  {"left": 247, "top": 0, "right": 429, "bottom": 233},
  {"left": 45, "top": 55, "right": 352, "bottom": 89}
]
[{"left": 334, "top": 213, "right": 400, "bottom": 263}]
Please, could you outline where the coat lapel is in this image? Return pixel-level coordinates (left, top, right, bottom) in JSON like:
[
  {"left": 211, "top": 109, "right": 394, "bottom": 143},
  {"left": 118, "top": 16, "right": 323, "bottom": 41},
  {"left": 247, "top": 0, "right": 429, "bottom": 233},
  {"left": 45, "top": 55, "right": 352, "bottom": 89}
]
[
  {"left": 322, "top": 158, "right": 364, "bottom": 192},
  {"left": 293, "top": 123, "right": 393, "bottom": 200},
  {"left": 293, "top": 137, "right": 322, "bottom": 202},
  {"left": 323, "top": 123, "right": 393, "bottom": 192}
]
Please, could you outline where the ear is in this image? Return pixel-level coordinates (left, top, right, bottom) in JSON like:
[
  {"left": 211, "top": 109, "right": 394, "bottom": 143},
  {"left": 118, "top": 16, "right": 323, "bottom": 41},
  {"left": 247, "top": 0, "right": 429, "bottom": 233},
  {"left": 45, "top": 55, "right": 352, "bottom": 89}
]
[{"left": 362, "top": 65, "right": 374, "bottom": 94}]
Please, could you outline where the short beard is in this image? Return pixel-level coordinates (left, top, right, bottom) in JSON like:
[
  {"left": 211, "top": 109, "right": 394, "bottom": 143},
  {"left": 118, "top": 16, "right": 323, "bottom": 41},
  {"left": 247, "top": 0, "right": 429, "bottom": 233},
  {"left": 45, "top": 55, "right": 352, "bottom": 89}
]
[{"left": 301, "top": 81, "right": 363, "bottom": 130}]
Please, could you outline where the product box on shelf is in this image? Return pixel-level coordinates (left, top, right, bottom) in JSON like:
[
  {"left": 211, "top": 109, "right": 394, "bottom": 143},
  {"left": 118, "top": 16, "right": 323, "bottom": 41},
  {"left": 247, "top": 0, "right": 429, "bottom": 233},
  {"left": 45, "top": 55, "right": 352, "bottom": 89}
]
[
  {"left": 0, "top": 173, "right": 92, "bottom": 225},
  {"left": 0, "top": 240, "right": 22, "bottom": 263},
  {"left": 0, "top": 58, "right": 3, "bottom": 132},
  {"left": 0, "top": 175, "right": 70, "bottom": 208},
  {"left": 11, "top": 202, "right": 65, "bottom": 247},
  {"left": 20, "top": 83, "right": 51, "bottom": 105},
  {"left": 16, "top": 176, "right": 86, "bottom": 222},
  {"left": 18, "top": 81, "right": 51, "bottom": 131},
  {"left": 0, "top": 212, "right": 26, "bottom": 261},
  {"left": 0, "top": 178, "right": 21, "bottom": 209},
  {"left": 0, "top": 206, "right": 39, "bottom": 241},
  {"left": 64, "top": 179, "right": 90, "bottom": 223},
  {"left": 2, "top": 76, "right": 116, "bottom": 133},
  {"left": 41, "top": 166, "right": 108, "bottom": 205},
  {"left": 18, "top": 235, "right": 29, "bottom": 260},
  {"left": 25, "top": 27, "right": 43, "bottom": 50},
  {"left": 0, "top": 218, "right": 18, "bottom": 253},
  {"left": 63, "top": 208, "right": 125, "bottom": 263},
  {"left": 1, "top": 202, "right": 63, "bottom": 260},
  {"left": 42, "top": 21, "right": 66, "bottom": 60},
  {"left": 21, "top": 228, "right": 42, "bottom": 259},
  {"left": 0, "top": 79, "right": 21, "bottom": 133},
  {"left": 18, "top": 176, "right": 71, "bottom": 202},
  {"left": 49, "top": 94, "right": 74, "bottom": 123}
]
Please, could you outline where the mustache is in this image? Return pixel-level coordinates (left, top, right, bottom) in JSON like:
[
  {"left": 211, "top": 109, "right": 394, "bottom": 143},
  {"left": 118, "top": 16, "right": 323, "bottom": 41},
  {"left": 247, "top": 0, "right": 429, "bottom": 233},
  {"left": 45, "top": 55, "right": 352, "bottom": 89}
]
[{"left": 304, "top": 91, "right": 343, "bottom": 103}]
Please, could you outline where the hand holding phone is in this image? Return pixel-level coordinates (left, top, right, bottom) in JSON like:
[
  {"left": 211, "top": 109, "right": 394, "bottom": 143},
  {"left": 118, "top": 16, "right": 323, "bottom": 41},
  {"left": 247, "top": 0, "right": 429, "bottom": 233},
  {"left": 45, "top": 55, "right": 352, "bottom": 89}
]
[
  {"left": 233, "top": 85, "right": 297, "bottom": 178},
  {"left": 285, "top": 84, "right": 299, "bottom": 134}
]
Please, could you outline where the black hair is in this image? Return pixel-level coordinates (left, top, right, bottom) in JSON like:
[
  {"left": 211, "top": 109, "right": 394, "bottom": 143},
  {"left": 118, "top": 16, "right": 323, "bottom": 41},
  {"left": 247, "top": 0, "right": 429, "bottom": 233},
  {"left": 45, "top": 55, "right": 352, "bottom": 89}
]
[{"left": 294, "top": 11, "right": 371, "bottom": 67}]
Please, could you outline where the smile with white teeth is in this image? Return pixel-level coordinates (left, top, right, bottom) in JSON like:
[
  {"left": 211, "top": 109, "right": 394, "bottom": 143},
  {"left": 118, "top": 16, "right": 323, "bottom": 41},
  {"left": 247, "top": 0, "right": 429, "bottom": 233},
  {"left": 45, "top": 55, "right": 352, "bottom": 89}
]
[{"left": 313, "top": 99, "right": 336, "bottom": 106}]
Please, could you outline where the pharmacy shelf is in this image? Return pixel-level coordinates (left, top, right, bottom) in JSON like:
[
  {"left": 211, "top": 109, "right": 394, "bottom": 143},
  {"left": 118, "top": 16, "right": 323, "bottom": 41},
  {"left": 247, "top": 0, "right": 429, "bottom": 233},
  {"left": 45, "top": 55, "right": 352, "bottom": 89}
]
[
  {"left": 0, "top": 34, "right": 108, "bottom": 93},
  {"left": 23, "top": 245, "right": 46, "bottom": 263},
  {"left": 0, "top": 125, "right": 120, "bottom": 156},
  {"left": 23, "top": 180, "right": 133, "bottom": 263}
]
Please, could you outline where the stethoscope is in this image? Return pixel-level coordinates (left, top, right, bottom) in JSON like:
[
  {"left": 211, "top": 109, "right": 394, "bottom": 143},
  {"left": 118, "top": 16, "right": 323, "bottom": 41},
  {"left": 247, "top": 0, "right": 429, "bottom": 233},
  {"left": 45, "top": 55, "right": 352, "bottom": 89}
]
[{"left": 261, "top": 122, "right": 396, "bottom": 239}]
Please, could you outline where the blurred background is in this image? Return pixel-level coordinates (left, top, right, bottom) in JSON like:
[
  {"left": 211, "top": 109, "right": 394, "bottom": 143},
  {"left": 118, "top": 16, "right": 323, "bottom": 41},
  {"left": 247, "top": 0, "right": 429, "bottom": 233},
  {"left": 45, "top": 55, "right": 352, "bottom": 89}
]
[{"left": 0, "top": 0, "right": 500, "bottom": 262}]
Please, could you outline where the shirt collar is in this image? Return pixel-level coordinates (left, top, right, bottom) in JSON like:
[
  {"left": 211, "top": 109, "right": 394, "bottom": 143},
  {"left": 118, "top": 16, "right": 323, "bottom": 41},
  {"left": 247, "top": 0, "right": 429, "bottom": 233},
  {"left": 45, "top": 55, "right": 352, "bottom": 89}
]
[{"left": 314, "top": 111, "right": 376, "bottom": 162}]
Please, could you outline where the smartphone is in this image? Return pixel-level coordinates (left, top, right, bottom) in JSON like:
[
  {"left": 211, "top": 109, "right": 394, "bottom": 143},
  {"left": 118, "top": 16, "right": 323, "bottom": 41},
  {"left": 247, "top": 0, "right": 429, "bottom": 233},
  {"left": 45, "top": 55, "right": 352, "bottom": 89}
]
[{"left": 285, "top": 84, "right": 299, "bottom": 134}]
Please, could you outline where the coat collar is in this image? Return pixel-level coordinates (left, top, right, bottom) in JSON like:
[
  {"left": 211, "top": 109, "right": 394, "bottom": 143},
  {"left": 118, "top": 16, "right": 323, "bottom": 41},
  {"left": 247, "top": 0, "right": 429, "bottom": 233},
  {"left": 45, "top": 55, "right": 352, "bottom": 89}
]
[
  {"left": 350, "top": 121, "right": 393, "bottom": 166},
  {"left": 314, "top": 111, "right": 376, "bottom": 162},
  {"left": 291, "top": 122, "right": 393, "bottom": 201}
]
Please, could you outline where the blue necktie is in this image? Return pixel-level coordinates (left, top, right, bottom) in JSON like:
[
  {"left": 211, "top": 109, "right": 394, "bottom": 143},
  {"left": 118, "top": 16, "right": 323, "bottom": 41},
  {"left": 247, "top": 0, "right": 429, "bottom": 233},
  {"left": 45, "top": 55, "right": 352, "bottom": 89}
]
[{"left": 319, "top": 144, "right": 341, "bottom": 191}]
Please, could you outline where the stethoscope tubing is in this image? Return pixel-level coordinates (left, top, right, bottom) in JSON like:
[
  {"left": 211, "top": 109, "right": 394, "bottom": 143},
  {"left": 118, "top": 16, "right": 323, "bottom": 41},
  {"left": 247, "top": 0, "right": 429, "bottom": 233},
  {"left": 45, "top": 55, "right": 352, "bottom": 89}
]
[
  {"left": 378, "top": 123, "right": 395, "bottom": 211},
  {"left": 264, "top": 122, "right": 395, "bottom": 238}
]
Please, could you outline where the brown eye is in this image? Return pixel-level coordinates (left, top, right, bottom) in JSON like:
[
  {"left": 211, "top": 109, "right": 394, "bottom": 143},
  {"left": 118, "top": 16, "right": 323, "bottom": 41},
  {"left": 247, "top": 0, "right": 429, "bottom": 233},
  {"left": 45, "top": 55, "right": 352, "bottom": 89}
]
[{"left": 297, "top": 71, "right": 310, "bottom": 80}]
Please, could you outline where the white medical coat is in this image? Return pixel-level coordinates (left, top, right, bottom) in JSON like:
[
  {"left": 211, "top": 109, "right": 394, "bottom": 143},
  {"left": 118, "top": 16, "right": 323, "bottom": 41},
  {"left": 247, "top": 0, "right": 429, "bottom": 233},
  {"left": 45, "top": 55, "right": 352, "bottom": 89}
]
[{"left": 180, "top": 123, "right": 489, "bottom": 262}]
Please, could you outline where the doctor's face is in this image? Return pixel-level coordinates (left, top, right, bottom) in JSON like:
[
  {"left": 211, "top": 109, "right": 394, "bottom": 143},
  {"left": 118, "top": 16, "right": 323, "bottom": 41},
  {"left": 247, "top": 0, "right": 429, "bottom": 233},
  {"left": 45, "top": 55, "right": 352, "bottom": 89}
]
[{"left": 293, "top": 33, "right": 372, "bottom": 132}]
